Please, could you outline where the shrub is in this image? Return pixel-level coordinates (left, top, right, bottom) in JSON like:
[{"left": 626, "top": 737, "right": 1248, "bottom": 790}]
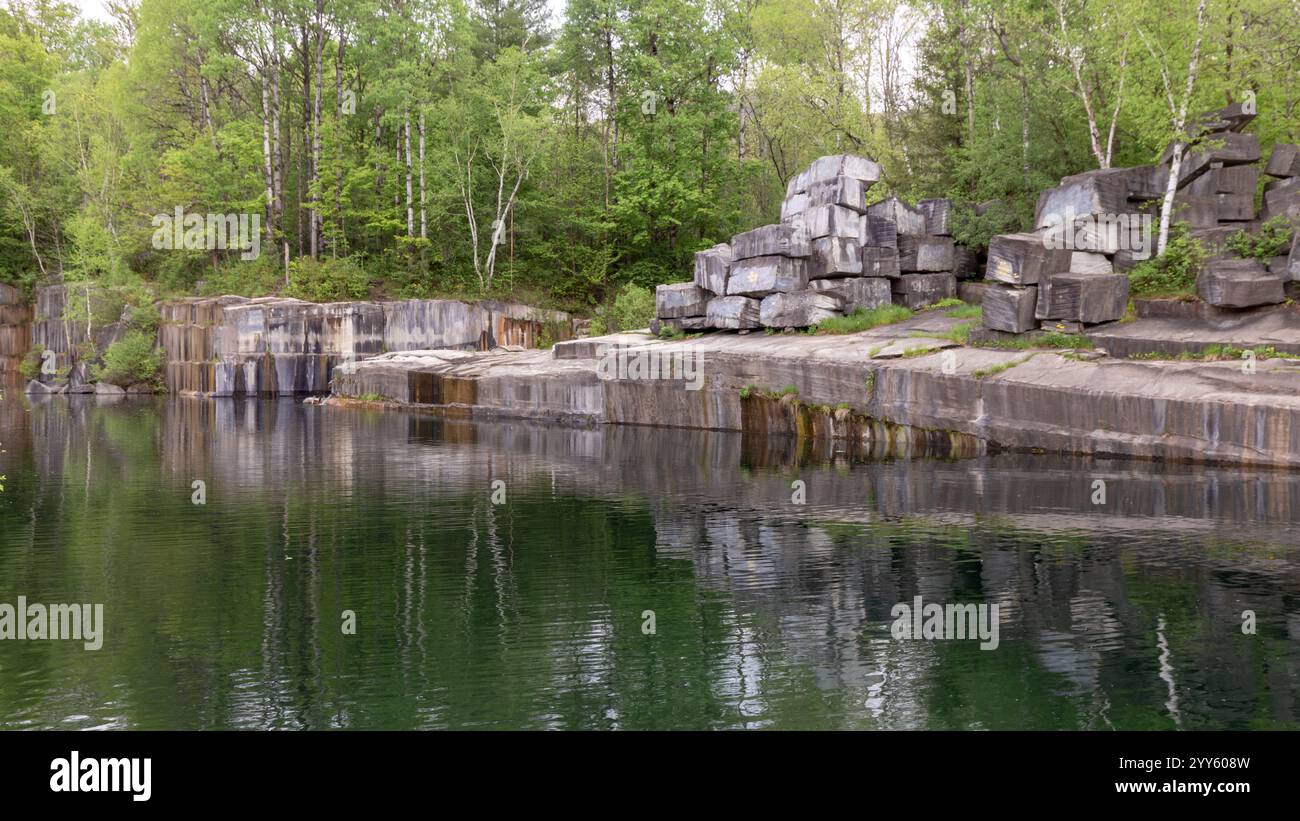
[
  {"left": 92, "top": 331, "right": 163, "bottom": 388},
  {"left": 1128, "top": 224, "right": 1206, "bottom": 297},
  {"left": 285, "top": 257, "right": 370, "bottom": 302},
  {"left": 1226, "top": 216, "right": 1293, "bottom": 261},
  {"left": 592, "top": 282, "right": 656, "bottom": 334},
  {"left": 18, "top": 345, "right": 44, "bottom": 380}
]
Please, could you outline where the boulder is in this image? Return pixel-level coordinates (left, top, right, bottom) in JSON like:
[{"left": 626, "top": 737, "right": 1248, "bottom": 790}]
[
  {"left": 1036, "top": 272, "right": 1129, "bottom": 323},
  {"left": 890, "top": 273, "right": 955, "bottom": 310},
  {"left": 866, "top": 197, "right": 927, "bottom": 236},
  {"left": 806, "top": 236, "right": 863, "bottom": 278},
  {"left": 1175, "top": 132, "right": 1261, "bottom": 187},
  {"left": 918, "top": 198, "right": 953, "bottom": 236},
  {"left": 861, "top": 247, "right": 901, "bottom": 279},
  {"left": 897, "top": 236, "right": 956, "bottom": 272},
  {"left": 805, "top": 176, "right": 870, "bottom": 212},
  {"left": 1196, "top": 259, "right": 1285, "bottom": 308},
  {"left": 860, "top": 214, "right": 898, "bottom": 248},
  {"left": 656, "top": 282, "right": 712, "bottom": 318},
  {"left": 705, "top": 296, "right": 762, "bottom": 330},
  {"left": 693, "top": 243, "right": 732, "bottom": 294},
  {"left": 803, "top": 154, "right": 882, "bottom": 188},
  {"left": 982, "top": 285, "right": 1039, "bottom": 333},
  {"left": 25, "top": 379, "right": 64, "bottom": 395},
  {"left": 726, "top": 255, "right": 809, "bottom": 297},
  {"left": 801, "top": 204, "right": 862, "bottom": 239},
  {"left": 1189, "top": 102, "right": 1256, "bottom": 136},
  {"left": 1261, "top": 176, "right": 1300, "bottom": 221},
  {"left": 731, "top": 223, "right": 810, "bottom": 260},
  {"left": 1265, "top": 143, "right": 1300, "bottom": 178},
  {"left": 758, "top": 290, "right": 844, "bottom": 328},
  {"left": 985, "top": 232, "right": 1071, "bottom": 285},
  {"left": 810, "top": 277, "right": 892, "bottom": 312},
  {"left": 94, "top": 382, "right": 126, "bottom": 396}
]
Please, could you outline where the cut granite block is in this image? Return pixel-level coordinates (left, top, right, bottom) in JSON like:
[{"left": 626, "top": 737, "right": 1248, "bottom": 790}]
[
  {"left": 731, "top": 223, "right": 810, "bottom": 260},
  {"left": 759, "top": 290, "right": 844, "bottom": 328},
  {"left": 650, "top": 316, "right": 709, "bottom": 335},
  {"left": 982, "top": 285, "right": 1039, "bottom": 333},
  {"left": 810, "top": 276, "right": 891, "bottom": 312},
  {"left": 985, "top": 232, "right": 1072, "bottom": 285},
  {"left": 1217, "top": 192, "right": 1256, "bottom": 222},
  {"left": 726, "top": 255, "right": 809, "bottom": 297},
  {"left": 918, "top": 198, "right": 953, "bottom": 236},
  {"left": 890, "top": 272, "right": 955, "bottom": 310},
  {"left": 866, "top": 197, "right": 928, "bottom": 236},
  {"left": 806, "top": 236, "right": 863, "bottom": 278},
  {"left": 656, "top": 282, "right": 712, "bottom": 318},
  {"left": 1217, "top": 164, "right": 1259, "bottom": 195},
  {"left": 1070, "top": 251, "right": 1113, "bottom": 275},
  {"left": 952, "top": 246, "right": 980, "bottom": 278},
  {"left": 780, "top": 192, "right": 810, "bottom": 224},
  {"left": 1197, "top": 258, "right": 1286, "bottom": 307},
  {"left": 1172, "top": 193, "right": 1219, "bottom": 228},
  {"left": 693, "top": 243, "right": 732, "bottom": 294},
  {"left": 1261, "top": 176, "right": 1300, "bottom": 221},
  {"left": 1176, "top": 132, "right": 1262, "bottom": 187},
  {"left": 860, "top": 215, "right": 898, "bottom": 248},
  {"left": 1265, "top": 144, "right": 1300, "bottom": 178},
  {"left": 1035, "top": 170, "right": 1131, "bottom": 228},
  {"left": 802, "top": 204, "right": 862, "bottom": 239},
  {"left": 1189, "top": 102, "right": 1256, "bottom": 135},
  {"left": 1036, "top": 272, "right": 1129, "bottom": 323},
  {"left": 805, "top": 176, "right": 869, "bottom": 212},
  {"left": 804, "top": 154, "right": 882, "bottom": 187},
  {"left": 706, "top": 296, "right": 761, "bottom": 330},
  {"left": 861, "top": 246, "right": 901, "bottom": 279},
  {"left": 898, "top": 235, "right": 956, "bottom": 272}
]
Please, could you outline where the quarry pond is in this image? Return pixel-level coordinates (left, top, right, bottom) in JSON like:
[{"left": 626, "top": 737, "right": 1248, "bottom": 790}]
[{"left": 1, "top": 391, "right": 1299, "bottom": 730}]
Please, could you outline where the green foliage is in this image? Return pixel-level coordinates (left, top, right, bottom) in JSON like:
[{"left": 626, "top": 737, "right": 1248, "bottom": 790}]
[
  {"left": 284, "top": 258, "right": 370, "bottom": 303},
  {"left": 18, "top": 345, "right": 44, "bottom": 380},
  {"left": 92, "top": 330, "right": 162, "bottom": 388},
  {"left": 1128, "top": 224, "right": 1206, "bottom": 297},
  {"left": 973, "top": 332, "right": 1092, "bottom": 350},
  {"left": 1226, "top": 217, "right": 1293, "bottom": 261},
  {"left": 814, "top": 304, "right": 913, "bottom": 335},
  {"left": 592, "top": 282, "right": 655, "bottom": 334}
]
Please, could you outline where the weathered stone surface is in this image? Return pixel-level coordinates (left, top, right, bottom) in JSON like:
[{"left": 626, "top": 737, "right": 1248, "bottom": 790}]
[
  {"left": 1111, "top": 249, "right": 1148, "bottom": 273},
  {"left": 1287, "top": 234, "right": 1300, "bottom": 281},
  {"left": 25, "top": 379, "right": 64, "bottom": 394},
  {"left": 1189, "top": 102, "right": 1256, "bottom": 135},
  {"left": 897, "top": 235, "right": 956, "bottom": 272},
  {"left": 918, "top": 198, "right": 953, "bottom": 236},
  {"left": 94, "top": 382, "right": 126, "bottom": 395},
  {"left": 866, "top": 197, "right": 927, "bottom": 236},
  {"left": 726, "top": 255, "right": 809, "bottom": 297},
  {"left": 985, "top": 232, "right": 1071, "bottom": 285},
  {"left": 1172, "top": 193, "right": 1219, "bottom": 228},
  {"left": 804, "top": 154, "right": 882, "bottom": 187},
  {"left": 706, "top": 296, "right": 762, "bottom": 330},
  {"left": 1265, "top": 143, "right": 1300, "bottom": 178},
  {"left": 1196, "top": 259, "right": 1285, "bottom": 308},
  {"left": 780, "top": 192, "right": 809, "bottom": 223},
  {"left": 957, "top": 281, "right": 991, "bottom": 305},
  {"left": 861, "top": 246, "right": 901, "bottom": 279},
  {"left": 759, "top": 290, "right": 843, "bottom": 328},
  {"left": 806, "top": 236, "right": 862, "bottom": 278},
  {"left": 1191, "top": 223, "right": 1258, "bottom": 253},
  {"left": 693, "top": 243, "right": 732, "bottom": 294},
  {"left": 1217, "top": 164, "right": 1258, "bottom": 195},
  {"left": 1176, "top": 132, "right": 1261, "bottom": 186},
  {"left": 805, "top": 176, "right": 869, "bottom": 212},
  {"left": 952, "top": 246, "right": 980, "bottom": 278},
  {"left": 810, "top": 277, "right": 892, "bottom": 312},
  {"left": 860, "top": 215, "right": 898, "bottom": 248},
  {"left": 1069, "top": 252, "right": 1112, "bottom": 275},
  {"left": 1040, "top": 318, "right": 1085, "bottom": 334},
  {"left": 890, "top": 273, "right": 955, "bottom": 310},
  {"left": 1216, "top": 192, "right": 1256, "bottom": 222},
  {"left": 1261, "top": 176, "right": 1300, "bottom": 221},
  {"left": 1036, "top": 272, "right": 1128, "bottom": 323},
  {"left": 800, "top": 204, "right": 861, "bottom": 239},
  {"left": 655, "top": 282, "right": 712, "bottom": 319},
  {"left": 982, "top": 285, "right": 1039, "bottom": 333},
  {"left": 731, "top": 223, "right": 810, "bottom": 259},
  {"left": 1035, "top": 170, "right": 1130, "bottom": 228},
  {"left": 650, "top": 316, "right": 709, "bottom": 336},
  {"left": 1121, "top": 164, "right": 1170, "bottom": 201}
]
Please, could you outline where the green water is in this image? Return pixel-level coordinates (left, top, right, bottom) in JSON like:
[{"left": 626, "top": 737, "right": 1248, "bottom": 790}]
[{"left": 1, "top": 392, "right": 1298, "bottom": 730}]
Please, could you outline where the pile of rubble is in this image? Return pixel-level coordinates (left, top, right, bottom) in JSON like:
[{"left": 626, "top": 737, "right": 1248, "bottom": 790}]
[
  {"left": 653, "top": 154, "right": 978, "bottom": 333},
  {"left": 982, "top": 102, "right": 1300, "bottom": 334}
]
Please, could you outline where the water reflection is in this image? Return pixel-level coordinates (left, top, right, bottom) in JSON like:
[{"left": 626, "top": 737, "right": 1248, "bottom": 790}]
[{"left": 1, "top": 393, "right": 1299, "bottom": 729}]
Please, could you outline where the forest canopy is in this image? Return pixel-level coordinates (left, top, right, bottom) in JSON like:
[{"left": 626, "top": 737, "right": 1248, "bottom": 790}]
[{"left": 1, "top": 0, "right": 1298, "bottom": 313}]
